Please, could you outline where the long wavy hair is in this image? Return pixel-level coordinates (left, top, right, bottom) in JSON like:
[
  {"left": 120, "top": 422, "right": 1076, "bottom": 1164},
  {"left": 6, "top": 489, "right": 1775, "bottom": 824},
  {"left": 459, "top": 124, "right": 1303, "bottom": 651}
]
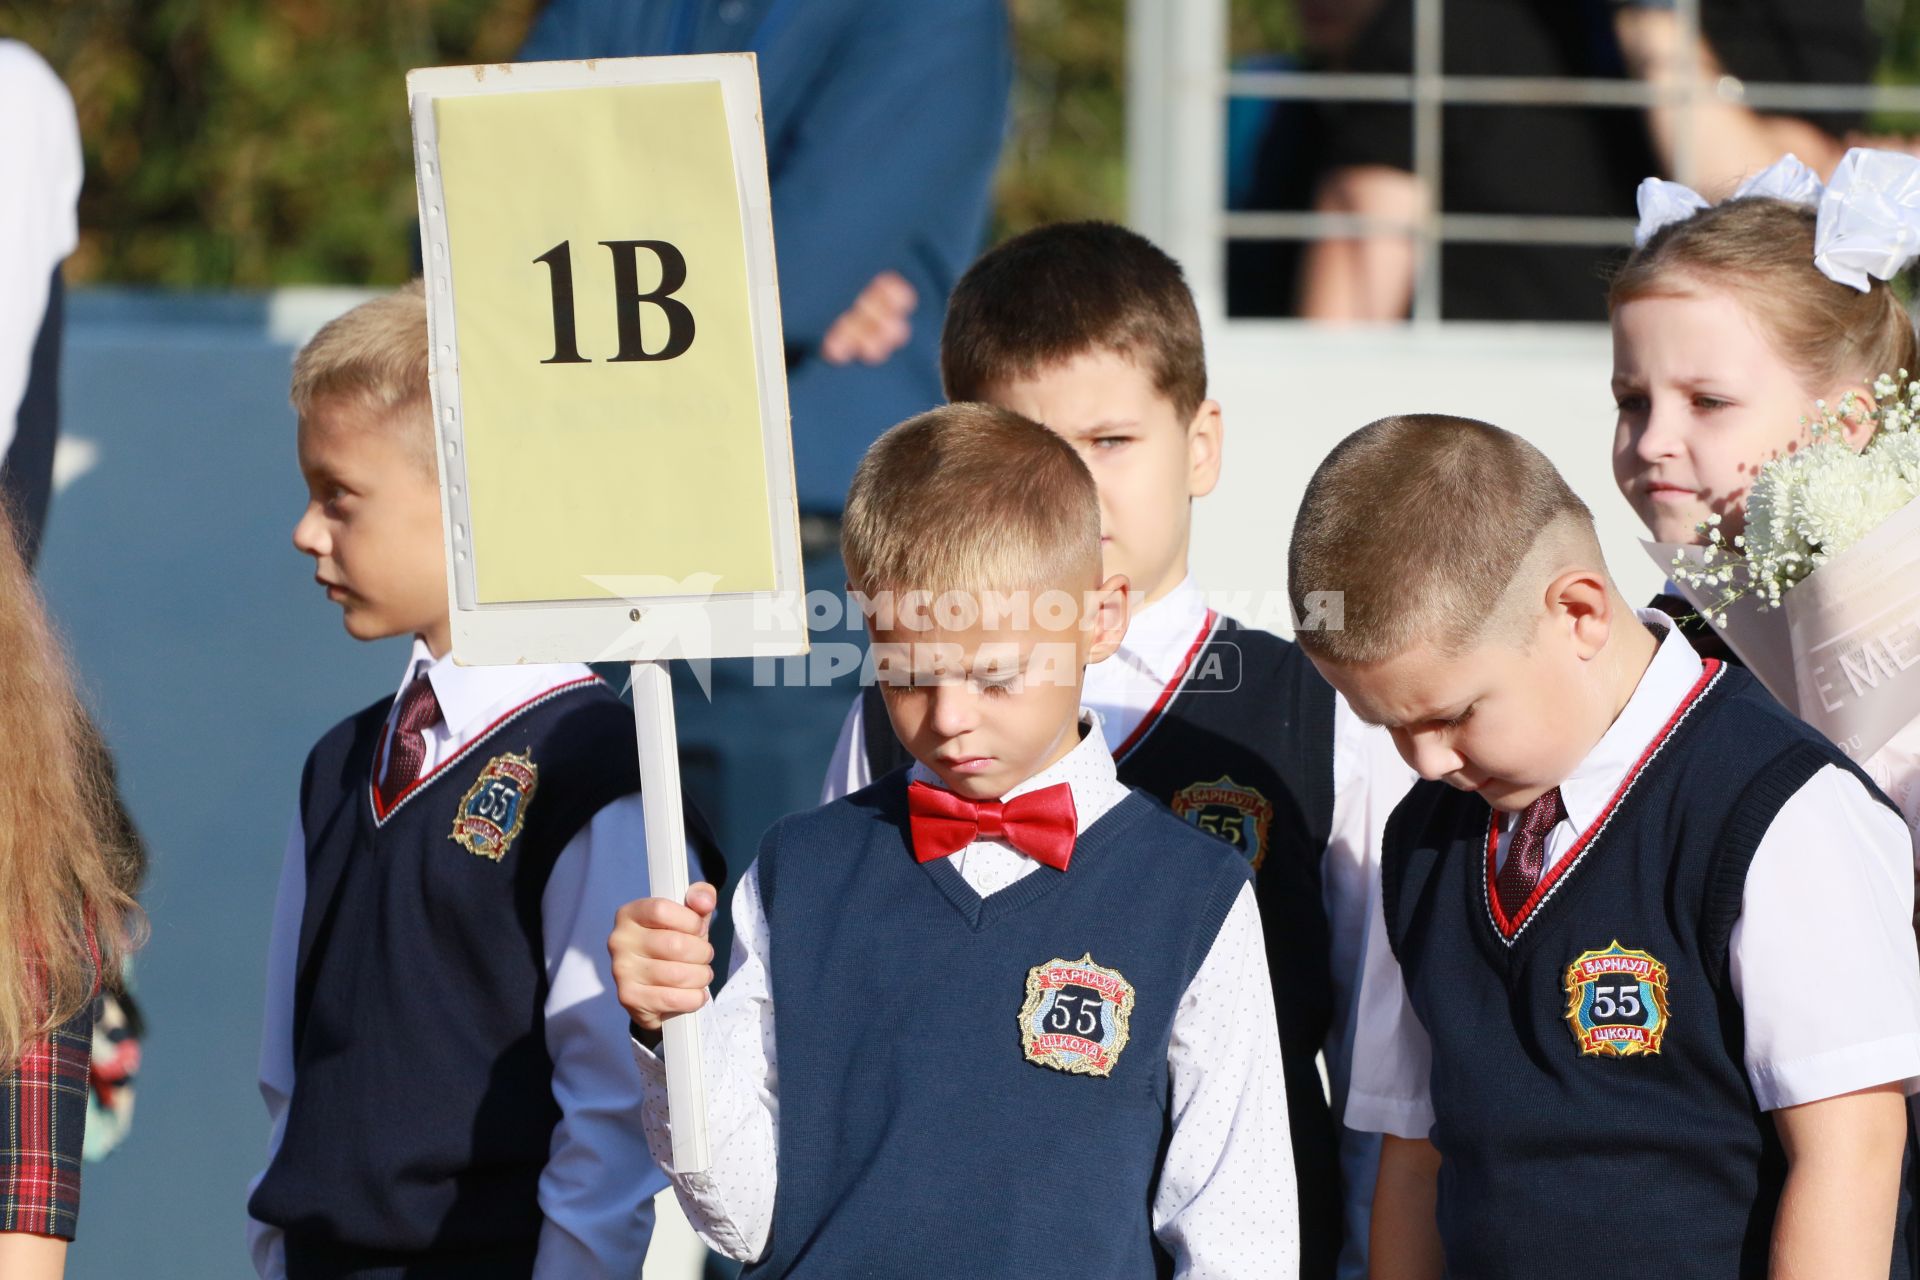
[{"left": 0, "top": 502, "right": 141, "bottom": 1070}]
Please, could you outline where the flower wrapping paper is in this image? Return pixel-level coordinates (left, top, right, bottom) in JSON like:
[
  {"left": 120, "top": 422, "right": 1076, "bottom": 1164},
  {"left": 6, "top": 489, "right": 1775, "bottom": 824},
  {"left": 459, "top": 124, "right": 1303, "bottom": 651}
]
[{"left": 1646, "top": 493, "right": 1920, "bottom": 762}]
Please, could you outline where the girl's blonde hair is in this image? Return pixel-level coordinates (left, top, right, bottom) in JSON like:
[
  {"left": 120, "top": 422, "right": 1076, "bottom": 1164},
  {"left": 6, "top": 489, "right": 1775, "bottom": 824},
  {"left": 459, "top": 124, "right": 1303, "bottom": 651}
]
[
  {"left": 1610, "top": 198, "right": 1920, "bottom": 396},
  {"left": 0, "top": 503, "right": 141, "bottom": 1069}
]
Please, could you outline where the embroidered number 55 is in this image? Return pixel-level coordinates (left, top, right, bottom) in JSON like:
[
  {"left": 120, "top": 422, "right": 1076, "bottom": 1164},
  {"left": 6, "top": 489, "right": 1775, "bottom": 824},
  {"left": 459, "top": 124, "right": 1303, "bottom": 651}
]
[
  {"left": 1045, "top": 990, "right": 1102, "bottom": 1037},
  {"left": 1591, "top": 980, "right": 1641, "bottom": 1021},
  {"left": 1196, "top": 811, "right": 1245, "bottom": 845},
  {"left": 474, "top": 781, "right": 515, "bottom": 823}
]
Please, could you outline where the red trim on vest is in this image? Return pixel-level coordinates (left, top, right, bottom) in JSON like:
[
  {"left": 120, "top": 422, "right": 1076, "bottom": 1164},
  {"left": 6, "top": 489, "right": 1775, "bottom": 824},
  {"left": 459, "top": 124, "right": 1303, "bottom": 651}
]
[
  {"left": 1115, "top": 610, "right": 1218, "bottom": 762},
  {"left": 368, "top": 675, "right": 601, "bottom": 825},
  {"left": 1483, "top": 658, "right": 1724, "bottom": 942}
]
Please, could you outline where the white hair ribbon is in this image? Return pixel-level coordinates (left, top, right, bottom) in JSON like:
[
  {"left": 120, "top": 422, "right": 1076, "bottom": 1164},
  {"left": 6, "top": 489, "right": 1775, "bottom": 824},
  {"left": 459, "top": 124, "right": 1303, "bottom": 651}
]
[
  {"left": 1732, "top": 153, "right": 1825, "bottom": 206},
  {"left": 1633, "top": 154, "right": 1823, "bottom": 248},
  {"left": 1632, "top": 149, "right": 1920, "bottom": 292},
  {"left": 1633, "top": 178, "right": 1710, "bottom": 248},
  {"left": 1814, "top": 148, "right": 1920, "bottom": 293}
]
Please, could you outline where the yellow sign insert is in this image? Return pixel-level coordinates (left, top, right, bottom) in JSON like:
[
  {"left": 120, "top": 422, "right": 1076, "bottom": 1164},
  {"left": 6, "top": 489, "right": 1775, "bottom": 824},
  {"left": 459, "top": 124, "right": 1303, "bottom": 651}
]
[{"left": 434, "top": 79, "right": 776, "bottom": 604}]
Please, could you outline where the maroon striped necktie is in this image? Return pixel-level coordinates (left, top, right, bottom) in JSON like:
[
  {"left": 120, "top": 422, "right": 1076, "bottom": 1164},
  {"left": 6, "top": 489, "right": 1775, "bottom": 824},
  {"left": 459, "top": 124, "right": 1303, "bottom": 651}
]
[
  {"left": 379, "top": 674, "right": 442, "bottom": 807},
  {"left": 1494, "top": 786, "right": 1566, "bottom": 918}
]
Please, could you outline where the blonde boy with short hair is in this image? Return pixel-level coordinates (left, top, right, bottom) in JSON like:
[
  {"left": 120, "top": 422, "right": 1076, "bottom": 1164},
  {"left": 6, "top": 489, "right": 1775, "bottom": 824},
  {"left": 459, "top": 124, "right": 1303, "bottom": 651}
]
[
  {"left": 614, "top": 403, "right": 1298, "bottom": 1278},
  {"left": 823, "top": 223, "right": 1415, "bottom": 1279},
  {"left": 1297, "top": 414, "right": 1920, "bottom": 1279},
  {"left": 247, "top": 282, "right": 717, "bottom": 1280}
]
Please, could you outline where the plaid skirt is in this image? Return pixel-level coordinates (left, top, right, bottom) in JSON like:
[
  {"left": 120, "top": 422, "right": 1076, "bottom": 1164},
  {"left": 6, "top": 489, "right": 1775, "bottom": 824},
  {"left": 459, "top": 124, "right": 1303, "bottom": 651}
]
[{"left": 0, "top": 1001, "right": 93, "bottom": 1239}]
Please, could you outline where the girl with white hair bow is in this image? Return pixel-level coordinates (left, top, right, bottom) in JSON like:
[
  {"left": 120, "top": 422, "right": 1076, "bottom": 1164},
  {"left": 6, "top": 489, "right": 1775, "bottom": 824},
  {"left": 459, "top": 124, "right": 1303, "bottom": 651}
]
[{"left": 1611, "top": 147, "right": 1920, "bottom": 849}]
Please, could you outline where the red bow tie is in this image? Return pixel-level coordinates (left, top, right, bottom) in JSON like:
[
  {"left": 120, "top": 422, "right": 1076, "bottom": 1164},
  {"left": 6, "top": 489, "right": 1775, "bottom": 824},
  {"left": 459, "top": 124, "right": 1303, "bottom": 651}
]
[{"left": 906, "top": 780, "right": 1078, "bottom": 872}]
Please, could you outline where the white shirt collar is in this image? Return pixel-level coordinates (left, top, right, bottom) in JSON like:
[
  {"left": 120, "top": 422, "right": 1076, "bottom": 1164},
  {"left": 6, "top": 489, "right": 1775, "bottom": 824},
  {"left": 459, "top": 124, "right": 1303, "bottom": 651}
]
[
  {"left": 908, "top": 710, "right": 1132, "bottom": 834},
  {"left": 1115, "top": 575, "right": 1211, "bottom": 688},
  {"left": 397, "top": 637, "right": 596, "bottom": 741},
  {"left": 1557, "top": 610, "right": 1706, "bottom": 834}
]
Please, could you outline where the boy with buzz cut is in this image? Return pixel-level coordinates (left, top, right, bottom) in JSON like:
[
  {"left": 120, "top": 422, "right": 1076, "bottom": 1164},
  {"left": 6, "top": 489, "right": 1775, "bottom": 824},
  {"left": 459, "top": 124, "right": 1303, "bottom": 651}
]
[
  {"left": 822, "top": 221, "right": 1413, "bottom": 1279},
  {"left": 1293, "top": 414, "right": 1920, "bottom": 1279},
  {"left": 246, "top": 282, "right": 721, "bottom": 1280},
  {"left": 614, "top": 403, "right": 1299, "bottom": 1278}
]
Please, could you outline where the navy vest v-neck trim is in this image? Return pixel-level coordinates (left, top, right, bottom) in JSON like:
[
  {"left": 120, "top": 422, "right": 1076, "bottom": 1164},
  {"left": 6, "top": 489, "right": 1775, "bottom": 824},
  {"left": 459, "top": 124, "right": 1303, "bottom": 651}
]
[
  {"left": 1479, "top": 659, "right": 1725, "bottom": 950},
  {"left": 366, "top": 675, "right": 601, "bottom": 826}
]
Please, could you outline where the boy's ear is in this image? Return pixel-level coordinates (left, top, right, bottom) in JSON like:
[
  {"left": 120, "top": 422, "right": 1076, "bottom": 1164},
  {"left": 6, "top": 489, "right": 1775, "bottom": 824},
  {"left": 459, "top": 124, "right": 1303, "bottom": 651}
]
[
  {"left": 1187, "top": 400, "right": 1223, "bottom": 499},
  {"left": 1085, "top": 573, "right": 1131, "bottom": 664},
  {"left": 1546, "top": 568, "right": 1614, "bottom": 661}
]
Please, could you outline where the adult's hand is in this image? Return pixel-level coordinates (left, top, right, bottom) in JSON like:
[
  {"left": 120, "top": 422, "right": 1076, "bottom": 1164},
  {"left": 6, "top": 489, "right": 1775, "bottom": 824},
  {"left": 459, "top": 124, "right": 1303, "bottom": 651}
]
[
  {"left": 821, "top": 270, "right": 917, "bottom": 366},
  {"left": 1298, "top": 165, "right": 1423, "bottom": 323},
  {"left": 1615, "top": 7, "right": 1845, "bottom": 194}
]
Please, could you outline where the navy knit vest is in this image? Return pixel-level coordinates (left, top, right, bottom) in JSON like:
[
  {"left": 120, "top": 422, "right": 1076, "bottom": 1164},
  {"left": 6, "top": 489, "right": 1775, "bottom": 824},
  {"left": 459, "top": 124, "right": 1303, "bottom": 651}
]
[
  {"left": 746, "top": 775, "right": 1251, "bottom": 1278},
  {"left": 862, "top": 616, "right": 1342, "bottom": 1275},
  {"left": 250, "top": 677, "right": 716, "bottom": 1273},
  {"left": 1381, "top": 661, "right": 1917, "bottom": 1279}
]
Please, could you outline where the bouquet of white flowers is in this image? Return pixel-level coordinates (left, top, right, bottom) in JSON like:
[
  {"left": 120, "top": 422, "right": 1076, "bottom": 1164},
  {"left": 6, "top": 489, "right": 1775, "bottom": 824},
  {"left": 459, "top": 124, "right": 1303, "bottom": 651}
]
[
  {"left": 1682, "top": 376, "right": 1920, "bottom": 621},
  {"left": 1651, "top": 375, "right": 1920, "bottom": 772},
  {"left": 1634, "top": 146, "right": 1920, "bottom": 838}
]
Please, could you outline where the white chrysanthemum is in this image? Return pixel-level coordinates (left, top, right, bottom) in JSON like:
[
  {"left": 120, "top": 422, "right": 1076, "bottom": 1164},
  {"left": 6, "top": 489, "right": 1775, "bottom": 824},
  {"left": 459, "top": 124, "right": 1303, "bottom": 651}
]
[
  {"left": 1869, "top": 428, "right": 1920, "bottom": 492},
  {"left": 1739, "top": 455, "right": 1812, "bottom": 592},
  {"left": 1676, "top": 375, "right": 1920, "bottom": 613},
  {"left": 1790, "top": 442, "right": 1883, "bottom": 562}
]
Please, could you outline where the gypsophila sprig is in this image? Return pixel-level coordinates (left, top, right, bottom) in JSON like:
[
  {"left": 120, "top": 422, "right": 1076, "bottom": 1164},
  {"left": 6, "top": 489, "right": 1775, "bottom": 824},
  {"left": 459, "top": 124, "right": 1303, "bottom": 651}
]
[{"left": 1674, "top": 371, "right": 1920, "bottom": 624}]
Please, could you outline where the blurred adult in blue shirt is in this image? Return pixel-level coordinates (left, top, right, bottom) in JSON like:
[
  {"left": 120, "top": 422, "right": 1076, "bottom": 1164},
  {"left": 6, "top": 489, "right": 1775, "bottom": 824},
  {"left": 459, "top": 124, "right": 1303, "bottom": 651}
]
[{"left": 520, "top": 0, "right": 1012, "bottom": 513}]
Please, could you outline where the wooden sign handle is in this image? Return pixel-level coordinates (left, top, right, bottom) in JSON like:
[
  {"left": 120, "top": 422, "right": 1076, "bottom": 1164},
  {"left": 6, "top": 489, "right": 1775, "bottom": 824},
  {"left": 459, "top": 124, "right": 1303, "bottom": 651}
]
[{"left": 630, "top": 660, "right": 711, "bottom": 1173}]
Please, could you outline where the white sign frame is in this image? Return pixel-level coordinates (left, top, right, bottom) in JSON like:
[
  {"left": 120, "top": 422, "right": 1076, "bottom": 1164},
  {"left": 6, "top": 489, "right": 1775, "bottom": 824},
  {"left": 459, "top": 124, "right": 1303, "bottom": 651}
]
[{"left": 408, "top": 54, "right": 808, "bottom": 667}]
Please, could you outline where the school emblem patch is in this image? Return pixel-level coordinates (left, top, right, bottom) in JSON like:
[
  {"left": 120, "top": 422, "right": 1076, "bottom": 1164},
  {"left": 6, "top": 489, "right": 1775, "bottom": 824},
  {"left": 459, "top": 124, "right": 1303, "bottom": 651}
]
[
  {"left": 1019, "top": 953, "right": 1135, "bottom": 1077},
  {"left": 1564, "top": 941, "right": 1670, "bottom": 1057},
  {"left": 1171, "top": 775, "right": 1276, "bottom": 870},
  {"left": 451, "top": 750, "right": 537, "bottom": 862}
]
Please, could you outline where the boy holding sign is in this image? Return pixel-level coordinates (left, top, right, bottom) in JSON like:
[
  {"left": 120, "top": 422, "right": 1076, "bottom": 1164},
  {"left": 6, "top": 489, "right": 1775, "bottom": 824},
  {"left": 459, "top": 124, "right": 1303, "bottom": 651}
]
[
  {"left": 613, "top": 404, "right": 1299, "bottom": 1277},
  {"left": 823, "top": 222, "right": 1414, "bottom": 1277},
  {"left": 247, "top": 284, "right": 721, "bottom": 1280}
]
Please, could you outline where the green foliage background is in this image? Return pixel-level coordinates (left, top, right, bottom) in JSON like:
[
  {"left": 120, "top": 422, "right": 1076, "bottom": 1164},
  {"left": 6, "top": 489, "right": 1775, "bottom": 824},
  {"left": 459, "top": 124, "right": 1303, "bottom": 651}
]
[{"left": 2, "top": 1, "right": 1918, "bottom": 287}]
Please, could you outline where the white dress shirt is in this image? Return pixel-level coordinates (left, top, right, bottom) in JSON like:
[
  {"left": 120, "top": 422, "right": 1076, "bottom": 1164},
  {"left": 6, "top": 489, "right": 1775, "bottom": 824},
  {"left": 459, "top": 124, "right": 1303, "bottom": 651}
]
[
  {"left": 1865, "top": 716, "right": 1920, "bottom": 854},
  {"left": 640, "top": 715, "right": 1300, "bottom": 1277},
  {"left": 0, "top": 41, "right": 81, "bottom": 455},
  {"left": 250, "top": 640, "right": 689, "bottom": 1279},
  {"left": 1346, "top": 611, "right": 1920, "bottom": 1139}
]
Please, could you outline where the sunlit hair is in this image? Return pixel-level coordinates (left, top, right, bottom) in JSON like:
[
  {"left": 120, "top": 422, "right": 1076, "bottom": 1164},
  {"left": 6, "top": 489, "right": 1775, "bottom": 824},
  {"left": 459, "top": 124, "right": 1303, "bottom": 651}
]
[
  {"left": 1289, "top": 414, "right": 1601, "bottom": 664},
  {"left": 0, "top": 504, "right": 142, "bottom": 1070},
  {"left": 941, "top": 221, "right": 1208, "bottom": 420},
  {"left": 1611, "top": 198, "right": 1920, "bottom": 397},
  {"left": 842, "top": 403, "right": 1101, "bottom": 602},
  {"left": 289, "top": 280, "right": 433, "bottom": 466}
]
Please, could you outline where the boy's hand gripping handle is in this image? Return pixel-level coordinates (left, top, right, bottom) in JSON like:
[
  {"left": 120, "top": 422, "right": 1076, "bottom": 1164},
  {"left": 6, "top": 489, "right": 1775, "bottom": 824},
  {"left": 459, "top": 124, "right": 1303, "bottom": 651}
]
[{"left": 630, "top": 660, "right": 711, "bottom": 1174}]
